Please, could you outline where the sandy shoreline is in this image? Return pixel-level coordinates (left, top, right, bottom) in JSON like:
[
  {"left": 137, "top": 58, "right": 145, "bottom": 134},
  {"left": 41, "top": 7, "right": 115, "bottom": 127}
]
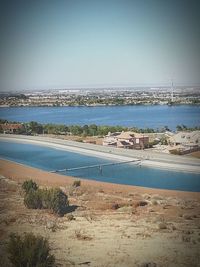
[
  {"left": 1, "top": 134, "right": 200, "bottom": 174},
  {"left": 0, "top": 158, "right": 200, "bottom": 200}
]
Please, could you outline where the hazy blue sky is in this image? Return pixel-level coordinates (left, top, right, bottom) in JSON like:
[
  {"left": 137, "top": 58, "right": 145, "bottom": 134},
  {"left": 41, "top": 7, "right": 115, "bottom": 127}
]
[{"left": 0, "top": 0, "right": 200, "bottom": 91}]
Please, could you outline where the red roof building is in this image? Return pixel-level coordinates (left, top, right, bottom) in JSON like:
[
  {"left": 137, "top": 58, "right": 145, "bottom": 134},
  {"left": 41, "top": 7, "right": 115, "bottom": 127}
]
[{"left": 0, "top": 123, "right": 24, "bottom": 133}]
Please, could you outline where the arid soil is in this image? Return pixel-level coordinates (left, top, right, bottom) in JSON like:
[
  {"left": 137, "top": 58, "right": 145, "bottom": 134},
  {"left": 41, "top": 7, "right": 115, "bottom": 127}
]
[
  {"left": 42, "top": 134, "right": 103, "bottom": 145},
  {"left": 187, "top": 151, "right": 200, "bottom": 159},
  {"left": 0, "top": 159, "right": 200, "bottom": 267}
]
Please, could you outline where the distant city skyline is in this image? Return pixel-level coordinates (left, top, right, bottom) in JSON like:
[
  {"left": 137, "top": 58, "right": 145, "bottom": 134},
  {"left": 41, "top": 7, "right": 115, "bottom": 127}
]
[{"left": 0, "top": 0, "right": 200, "bottom": 91}]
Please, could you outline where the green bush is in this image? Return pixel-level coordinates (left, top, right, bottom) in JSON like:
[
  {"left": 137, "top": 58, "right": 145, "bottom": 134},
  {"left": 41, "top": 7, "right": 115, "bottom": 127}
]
[
  {"left": 24, "top": 187, "right": 69, "bottom": 216},
  {"left": 41, "top": 188, "right": 69, "bottom": 216},
  {"left": 73, "top": 180, "right": 81, "bottom": 187},
  {"left": 22, "top": 180, "right": 38, "bottom": 193},
  {"left": 7, "top": 232, "right": 55, "bottom": 267},
  {"left": 24, "top": 189, "right": 43, "bottom": 209}
]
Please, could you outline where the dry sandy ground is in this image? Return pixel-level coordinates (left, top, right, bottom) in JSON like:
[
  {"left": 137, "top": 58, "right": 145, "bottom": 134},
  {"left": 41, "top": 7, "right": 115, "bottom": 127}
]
[
  {"left": 188, "top": 151, "right": 200, "bottom": 159},
  {"left": 0, "top": 159, "right": 200, "bottom": 267},
  {"left": 42, "top": 134, "right": 103, "bottom": 145}
]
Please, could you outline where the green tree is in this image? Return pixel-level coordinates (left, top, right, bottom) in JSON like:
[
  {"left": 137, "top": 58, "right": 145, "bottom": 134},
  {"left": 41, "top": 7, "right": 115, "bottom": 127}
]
[
  {"left": 89, "top": 124, "right": 98, "bottom": 136},
  {"left": 69, "top": 125, "right": 83, "bottom": 135},
  {"left": 28, "top": 121, "right": 43, "bottom": 134},
  {"left": 82, "top": 125, "right": 89, "bottom": 136}
]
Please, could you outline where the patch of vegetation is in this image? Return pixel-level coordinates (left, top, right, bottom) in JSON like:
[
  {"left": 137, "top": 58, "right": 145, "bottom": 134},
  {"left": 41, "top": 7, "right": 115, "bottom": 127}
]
[
  {"left": 23, "top": 180, "right": 69, "bottom": 216},
  {"left": 7, "top": 233, "right": 55, "bottom": 267},
  {"left": 169, "top": 149, "right": 182, "bottom": 155},
  {"left": 24, "top": 189, "right": 43, "bottom": 209},
  {"left": 73, "top": 180, "right": 81, "bottom": 187},
  {"left": 135, "top": 200, "right": 148, "bottom": 207},
  {"left": 22, "top": 179, "right": 38, "bottom": 193}
]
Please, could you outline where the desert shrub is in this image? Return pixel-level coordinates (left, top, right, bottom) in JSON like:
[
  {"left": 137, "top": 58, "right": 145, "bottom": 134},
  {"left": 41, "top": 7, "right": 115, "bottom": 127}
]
[
  {"left": 46, "top": 188, "right": 69, "bottom": 216},
  {"left": 135, "top": 200, "right": 148, "bottom": 207},
  {"left": 22, "top": 180, "right": 38, "bottom": 193},
  {"left": 24, "top": 187, "right": 69, "bottom": 216},
  {"left": 7, "top": 233, "right": 55, "bottom": 267},
  {"left": 151, "top": 199, "right": 158, "bottom": 205},
  {"left": 73, "top": 180, "right": 81, "bottom": 187},
  {"left": 24, "top": 189, "right": 43, "bottom": 209}
]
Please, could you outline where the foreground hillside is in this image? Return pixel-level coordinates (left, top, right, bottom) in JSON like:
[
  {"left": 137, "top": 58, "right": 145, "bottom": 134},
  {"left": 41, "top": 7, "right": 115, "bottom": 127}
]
[{"left": 0, "top": 170, "right": 200, "bottom": 267}]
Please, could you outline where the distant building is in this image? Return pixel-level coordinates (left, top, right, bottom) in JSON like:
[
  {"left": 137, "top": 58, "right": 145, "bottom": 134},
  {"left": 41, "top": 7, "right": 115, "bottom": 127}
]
[
  {"left": 169, "top": 131, "right": 200, "bottom": 147},
  {"left": 132, "top": 133, "right": 149, "bottom": 149},
  {"left": 0, "top": 123, "right": 24, "bottom": 134},
  {"left": 102, "top": 132, "right": 120, "bottom": 147},
  {"left": 115, "top": 131, "right": 134, "bottom": 149},
  {"left": 103, "top": 131, "right": 149, "bottom": 149}
]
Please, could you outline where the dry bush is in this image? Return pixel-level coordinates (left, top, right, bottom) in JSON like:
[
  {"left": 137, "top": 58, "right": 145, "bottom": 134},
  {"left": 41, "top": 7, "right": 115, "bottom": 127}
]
[
  {"left": 23, "top": 181, "right": 69, "bottom": 216},
  {"left": 7, "top": 233, "right": 55, "bottom": 267},
  {"left": 22, "top": 180, "right": 38, "bottom": 194},
  {"left": 134, "top": 200, "right": 148, "bottom": 208},
  {"left": 73, "top": 180, "right": 81, "bottom": 187}
]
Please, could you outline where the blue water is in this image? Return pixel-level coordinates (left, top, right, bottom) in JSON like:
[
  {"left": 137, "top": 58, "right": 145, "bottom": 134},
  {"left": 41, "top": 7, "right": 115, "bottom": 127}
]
[
  {"left": 0, "top": 141, "right": 199, "bottom": 192},
  {"left": 0, "top": 105, "right": 199, "bottom": 130}
]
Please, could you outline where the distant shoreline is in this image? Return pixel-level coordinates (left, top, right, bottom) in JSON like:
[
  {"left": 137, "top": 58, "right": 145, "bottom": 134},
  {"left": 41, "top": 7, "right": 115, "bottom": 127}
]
[{"left": 1, "top": 103, "right": 200, "bottom": 108}]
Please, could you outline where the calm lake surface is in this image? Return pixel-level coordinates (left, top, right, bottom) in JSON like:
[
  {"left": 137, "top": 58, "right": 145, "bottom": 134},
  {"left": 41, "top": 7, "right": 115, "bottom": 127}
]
[
  {"left": 0, "top": 105, "right": 199, "bottom": 130},
  {"left": 0, "top": 141, "right": 200, "bottom": 192}
]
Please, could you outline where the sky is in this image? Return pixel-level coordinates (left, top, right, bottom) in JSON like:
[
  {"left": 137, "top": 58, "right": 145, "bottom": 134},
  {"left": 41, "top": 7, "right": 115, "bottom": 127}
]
[{"left": 0, "top": 0, "right": 200, "bottom": 91}]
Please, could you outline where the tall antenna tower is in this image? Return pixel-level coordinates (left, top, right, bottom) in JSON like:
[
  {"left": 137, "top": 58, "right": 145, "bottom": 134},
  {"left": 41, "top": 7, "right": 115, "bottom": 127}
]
[{"left": 171, "top": 79, "right": 174, "bottom": 102}]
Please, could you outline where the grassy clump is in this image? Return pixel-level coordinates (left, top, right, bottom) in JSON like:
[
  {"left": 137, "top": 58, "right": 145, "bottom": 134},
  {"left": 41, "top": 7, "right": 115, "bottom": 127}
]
[
  {"left": 23, "top": 180, "right": 69, "bottom": 216},
  {"left": 73, "top": 180, "right": 81, "bottom": 187},
  {"left": 7, "top": 233, "right": 55, "bottom": 267},
  {"left": 22, "top": 179, "right": 38, "bottom": 193}
]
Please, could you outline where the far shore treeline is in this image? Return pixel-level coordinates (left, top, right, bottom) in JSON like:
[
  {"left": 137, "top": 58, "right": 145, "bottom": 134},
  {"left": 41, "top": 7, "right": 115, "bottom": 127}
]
[{"left": 0, "top": 119, "right": 199, "bottom": 136}]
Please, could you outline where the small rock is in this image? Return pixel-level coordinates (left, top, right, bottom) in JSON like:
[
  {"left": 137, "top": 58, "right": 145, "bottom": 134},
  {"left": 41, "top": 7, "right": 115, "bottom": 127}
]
[
  {"left": 111, "top": 203, "right": 120, "bottom": 210},
  {"left": 46, "top": 221, "right": 57, "bottom": 232},
  {"left": 170, "top": 224, "right": 176, "bottom": 231},
  {"left": 182, "top": 235, "right": 191, "bottom": 242},
  {"left": 66, "top": 214, "right": 75, "bottom": 221},
  {"left": 158, "top": 222, "right": 167, "bottom": 230},
  {"left": 183, "top": 214, "right": 193, "bottom": 220},
  {"left": 151, "top": 199, "right": 158, "bottom": 205},
  {"left": 136, "top": 200, "right": 148, "bottom": 207},
  {"left": 182, "top": 230, "right": 193, "bottom": 235},
  {"left": 140, "top": 262, "right": 157, "bottom": 267}
]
